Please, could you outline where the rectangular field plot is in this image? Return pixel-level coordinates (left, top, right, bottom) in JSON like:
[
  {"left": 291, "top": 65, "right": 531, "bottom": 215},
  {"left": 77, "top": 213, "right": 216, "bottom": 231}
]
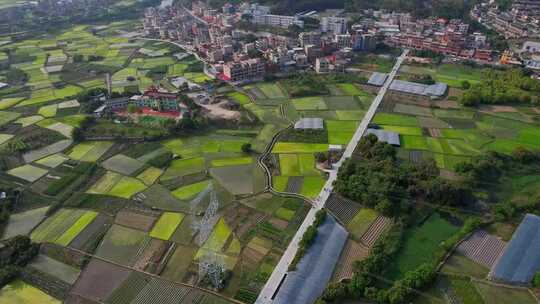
[
  {"left": 70, "top": 259, "right": 131, "bottom": 303},
  {"left": 136, "top": 167, "right": 163, "bottom": 186},
  {"left": 433, "top": 109, "right": 475, "bottom": 119},
  {"left": 87, "top": 171, "right": 123, "bottom": 194},
  {"left": 161, "top": 245, "right": 198, "bottom": 282},
  {"left": 381, "top": 125, "right": 423, "bottom": 136},
  {"left": 0, "top": 98, "right": 24, "bottom": 110},
  {"left": 1, "top": 207, "right": 49, "bottom": 240},
  {"left": 55, "top": 210, "right": 98, "bottom": 246},
  {"left": 401, "top": 135, "right": 429, "bottom": 151},
  {"left": 279, "top": 154, "right": 300, "bottom": 176},
  {"left": 323, "top": 96, "right": 363, "bottom": 110},
  {"left": 35, "top": 153, "right": 68, "bottom": 168},
  {"left": 95, "top": 224, "right": 149, "bottom": 266},
  {"left": 31, "top": 208, "right": 85, "bottom": 243},
  {"left": 347, "top": 208, "right": 379, "bottom": 241},
  {"left": 161, "top": 157, "right": 206, "bottom": 180},
  {"left": 300, "top": 176, "right": 326, "bottom": 198},
  {"left": 22, "top": 139, "right": 72, "bottom": 163},
  {"left": 197, "top": 218, "right": 232, "bottom": 253},
  {"left": 387, "top": 213, "right": 459, "bottom": 280},
  {"left": 335, "top": 110, "right": 365, "bottom": 121},
  {"left": 38, "top": 104, "right": 58, "bottom": 118},
  {"left": 28, "top": 254, "right": 81, "bottom": 284},
  {"left": 210, "top": 156, "right": 253, "bottom": 167},
  {"left": 227, "top": 92, "right": 251, "bottom": 105},
  {"left": 15, "top": 115, "right": 44, "bottom": 127},
  {"left": 273, "top": 142, "right": 328, "bottom": 153},
  {"left": 102, "top": 154, "right": 144, "bottom": 175},
  {"left": 326, "top": 120, "right": 358, "bottom": 145},
  {"left": 7, "top": 164, "right": 48, "bottom": 182},
  {"left": 108, "top": 176, "right": 148, "bottom": 199},
  {"left": 0, "top": 133, "right": 13, "bottom": 145},
  {"left": 149, "top": 212, "right": 185, "bottom": 240},
  {"left": 257, "top": 83, "right": 286, "bottom": 99},
  {"left": 474, "top": 281, "right": 537, "bottom": 304},
  {"left": 273, "top": 176, "right": 289, "bottom": 192},
  {"left": 46, "top": 122, "right": 74, "bottom": 138},
  {"left": 172, "top": 180, "right": 211, "bottom": 200},
  {"left": 0, "top": 279, "right": 60, "bottom": 304},
  {"left": 393, "top": 104, "right": 433, "bottom": 117},
  {"left": 372, "top": 113, "right": 419, "bottom": 127},
  {"left": 336, "top": 83, "right": 363, "bottom": 96},
  {"left": 68, "top": 141, "right": 113, "bottom": 162},
  {"left": 292, "top": 96, "right": 328, "bottom": 110}
]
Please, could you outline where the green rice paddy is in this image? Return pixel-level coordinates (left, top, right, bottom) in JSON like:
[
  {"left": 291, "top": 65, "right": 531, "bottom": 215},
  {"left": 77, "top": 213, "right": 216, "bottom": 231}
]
[
  {"left": 272, "top": 142, "right": 328, "bottom": 153},
  {"left": 300, "top": 176, "right": 326, "bottom": 198},
  {"left": 0, "top": 280, "right": 60, "bottom": 304},
  {"left": 291, "top": 96, "right": 328, "bottom": 110},
  {"left": 7, "top": 164, "right": 48, "bottom": 182},
  {"left": 210, "top": 157, "right": 253, "bottom": 167},
  {"left": 149, "top": 212, "right": 185, "bottom": 240},
  {"left": 54, "top": 211, "right": 98, "bottom": 246},
  {"left": 172, "top": 180, "right": 211, "bottom": 200}
]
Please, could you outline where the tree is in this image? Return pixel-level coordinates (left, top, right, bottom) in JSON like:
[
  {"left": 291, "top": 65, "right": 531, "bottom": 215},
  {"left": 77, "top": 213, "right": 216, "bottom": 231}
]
[
  {"left": 241, "top": 143, "right": 252, "bottom": 153},
  {"left": 315, "top": 152, "right": 327, "bottom": 163},
  {"left": 461, "top": 80, "right": 470, "bottom": 90},
  {"left": 5, "top": 68, "right": 28, "bottom": 85},
  {"left": 73, "top": 54, "right": 84, "bottom": 63}
]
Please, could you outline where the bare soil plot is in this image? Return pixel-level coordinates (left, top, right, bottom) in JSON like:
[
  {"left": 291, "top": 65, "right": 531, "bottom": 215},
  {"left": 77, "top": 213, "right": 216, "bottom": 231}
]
[
  {"left": 161, "top": 244, "right": 198, "bottom": 282},
  {"left": 332, "top": 239, "right": 369, "bottom": 282},
  {"left": 114, "top": 211, "right": 156, "bottom": 232},
  {"left": 360, "top": 215, "right": 392, "bottom": 248},
  {"left": 28, "top": 254, "right": 81, "bottom": 284},
  {"left": 1, "top": 206, "right": 49, "bottom": 240},
  {"left": 456, "top": 230, "right": 506, "bottom": 268},
  {"left": 70, "top": 259, "right": 131, "bottom": 303},
  {"left": 69, "top": 214, "right": 112, "bottom": 251},
  {"left": 132, "top": 238, "right": 169, "bottom": 272},
  {"left": 209, "top": 164, "right": 253, "bottom": 195},
  {"left": 418, "top": 116, "right": 450, "bottom": 129},
  {"left": 102, "top": 154, "right": 144, "bottom": 176},
  {"left": 129, "top": 277, "right": 191, "bottom": 304},
  {"left": 104, "top": 271, "right": 150, "bottom": 304},
  {"left": 95, "top": 224, "right": 149, "bottom": 266}
]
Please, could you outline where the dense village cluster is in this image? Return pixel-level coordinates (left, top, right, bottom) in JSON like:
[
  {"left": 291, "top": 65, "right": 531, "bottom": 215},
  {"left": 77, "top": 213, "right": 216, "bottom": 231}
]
[{"left": 142, "top": 1, "right": 540, "bottom": 85}]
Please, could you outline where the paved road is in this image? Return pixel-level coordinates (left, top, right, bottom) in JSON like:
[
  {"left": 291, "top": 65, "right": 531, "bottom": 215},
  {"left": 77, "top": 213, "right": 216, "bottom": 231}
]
[{"left": 255, "top": 49, "right": 409, "bottom": 304}]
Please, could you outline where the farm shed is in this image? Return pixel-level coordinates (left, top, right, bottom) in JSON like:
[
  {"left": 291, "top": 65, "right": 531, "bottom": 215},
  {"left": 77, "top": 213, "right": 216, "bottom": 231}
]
[
  {"left": 489, "top": 213, "right": 540, "bottom": 285},
  {"left": 389, "top": 80, "right": 447, "bottom": 98},
  {"left": 367, "top": 72, "right": 388, "bottom": 86},
  {"left": 273, "top": 215, "right": 348, "bottom": 304},
  {"left": 294, "top": 118, "right": 324, "bottom": 130},
  {"left": 365, "top": 129, "right": 400, "bottom": 146}
]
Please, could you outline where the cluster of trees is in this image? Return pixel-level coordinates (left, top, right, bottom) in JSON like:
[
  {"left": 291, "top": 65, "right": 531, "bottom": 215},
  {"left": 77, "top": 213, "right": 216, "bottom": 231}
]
[
  {"left": 321, "top": 217, "right": 481, "bottom": 303},
  {"left": 72, "top": 116, "right": 97, "bottom": 142},
  {"left": 5, "top": 68, "right": 28, "bottom": 85},
  {"left": 289, "top": 209, "right": 327, "bottom": 270},
  {"left": 409, "top": 50, "right": 444, "bottom": 64},
  {"left": 460, "top": 69, "right": 540, "bottom": 106},
  {"left": 335, "top": 135, "right": 474, "bottom": 217},
  {"left": 0, "top": 236, "right": 39, "bottom": 288},
  {"left": 408, "top": 74, "right": 435, "bottom": 85}
]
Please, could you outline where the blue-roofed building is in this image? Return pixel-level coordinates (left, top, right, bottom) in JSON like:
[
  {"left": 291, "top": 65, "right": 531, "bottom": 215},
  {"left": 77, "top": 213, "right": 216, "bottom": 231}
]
[
  {"left": 273, "top": 215, "right": 348, "bottom": 304},
  {"left": 367, "top": 72, "right": 388, "bottom": 86},
  {"left": 489, "top": 214, "right": 540, "bottom": 286},
  {"left": 389, "top": 80, "right": 447, "bottom": 99}
]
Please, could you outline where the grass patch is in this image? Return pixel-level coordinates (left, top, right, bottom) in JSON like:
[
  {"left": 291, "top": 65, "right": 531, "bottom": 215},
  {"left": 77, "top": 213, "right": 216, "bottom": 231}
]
[
  {"left": 373, "top": 113, "right": 419, "bottom": 127},
  {"left": 273, "top": 176, "right": 288, "bottom": 192},
  {"left": 381, "top": 125, "right": 423, "bottom": 136},
  {"left": 291, "top": 96, "right": 327, "bottom": 110},
  {"left": 336, "top": 83, "right": 363, "bottom": 96},
  {"left": 275, "top": 207, "right": 295, "bottom": 221},
  {"left": 149, "top": 212, "right": 185, "bottom": 240},
  {"left": 161, "top": 157, "right": 205, "bottom": 180},
  {"left": 273, "top": 142, "right": 328, "bottom": 153},
  {"left": 107, "top": 176, "right": 147, "bottom": 199},
  {"left": 387, "top": 213, "right": 459, "bottom": 280},
  {"left": 401, "top": 135, "right": 429, "bottom": 150},
  {"left": 210, "top": 157, "right": 253, "bottom": 167},
  {"left": 227, "top": 91, "right": 251, "bottom": 105},
  {"left": 38, "top": 104, "right": 58, "bottom": 118},
  {"left": 300, "top": 176, "right": 325, "bottom": 198},
  {"left": 347, "top": 208, "right": 379, "bottom": 241},
  {"left": 171, "top": 180, "right": 211, "bottom": 200},
  {"left": 279, "top": 154, "right": 300, "bottom": 176}
]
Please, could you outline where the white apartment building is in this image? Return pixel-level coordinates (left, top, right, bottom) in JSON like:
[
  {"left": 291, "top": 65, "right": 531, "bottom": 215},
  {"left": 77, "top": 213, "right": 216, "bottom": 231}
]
[
  {"left": 223, "top": 58, "right": 266, "bottom": 82},
  {"left": 252, "top": 14, "right": 304, "bottom": 29},
  {"left": 321, "top": 17, "right": 347, "bottom": 35}
]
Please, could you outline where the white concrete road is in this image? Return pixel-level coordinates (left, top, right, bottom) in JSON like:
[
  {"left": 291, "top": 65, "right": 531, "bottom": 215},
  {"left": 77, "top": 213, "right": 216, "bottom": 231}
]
[{"left": 256, "top": 49, "right": 409, "bottom": 304}]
